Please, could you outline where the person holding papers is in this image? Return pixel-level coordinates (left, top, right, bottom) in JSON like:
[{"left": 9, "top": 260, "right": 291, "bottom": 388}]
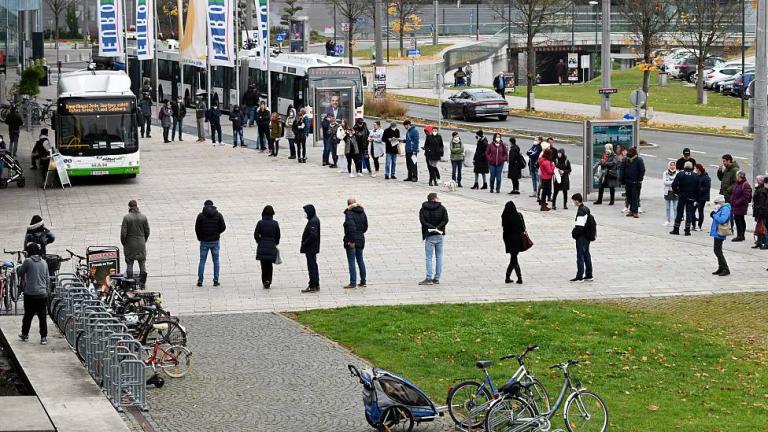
[
  {"left": 419, "top": 193, "right": 449, "bottom": 286},
  {"left": 570, "top": 193, "right": 595, "bottom": 282}
]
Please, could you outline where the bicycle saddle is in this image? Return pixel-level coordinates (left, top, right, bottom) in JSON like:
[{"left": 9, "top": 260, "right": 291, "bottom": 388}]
[
  {"left": 141, "top": 305, "right": 157, "bottom": 312},
  {"left": 1, "top": 261, "right": 14, "bottom": 268},
  {"left": 476, "top": 360, "right": 494, "bottom": 369}
]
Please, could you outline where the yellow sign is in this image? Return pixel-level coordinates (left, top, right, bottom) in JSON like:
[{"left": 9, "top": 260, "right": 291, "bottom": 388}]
[{"left": 63, "top": 101, "right": 131, "bottom": 114}]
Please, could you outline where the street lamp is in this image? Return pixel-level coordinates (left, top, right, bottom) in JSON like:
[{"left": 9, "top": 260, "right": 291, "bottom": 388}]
[{"left": 589, "top": 0, "right": 598, "bottom": 81}]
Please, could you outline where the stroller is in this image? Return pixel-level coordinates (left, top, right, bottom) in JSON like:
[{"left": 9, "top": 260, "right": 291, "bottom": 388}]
[
  {"left": 0, "top": 152, "right": 25, "bottom": 188},
  {"left": 349, "top": 364, "right": 441, "bottom": 432}
]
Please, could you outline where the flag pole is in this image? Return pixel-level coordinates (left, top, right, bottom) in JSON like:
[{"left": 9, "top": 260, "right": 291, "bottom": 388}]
[
  {"left": 266, "top": 0, "right": 271, "bottom": 111},
  {"left": 123, "top": 0, "right": 129, "bottom": 74},
  {"left": 154, "top": 0, "right": 160, "bottom": 105},
  {"left": 234, "top": 0, "right": 240, "bottom": 108},
  {"left": 177, "top": 0, "right": 184, "bottom": 104}
]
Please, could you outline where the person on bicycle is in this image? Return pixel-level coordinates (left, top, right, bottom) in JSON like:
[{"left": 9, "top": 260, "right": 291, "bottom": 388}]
[
  {"left": 24, "top": 215, "right": 55, "bottom": 256},
  {"left": 120, "top": 200, "right": 150, "bottom": 288},
  {"left": 16, "top": 242, "right": 49, "bottom": 345}
]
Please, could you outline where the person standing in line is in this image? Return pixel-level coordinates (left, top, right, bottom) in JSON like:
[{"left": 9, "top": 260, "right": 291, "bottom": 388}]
[
  {"left": 526, "top": 137, "right": 542, "bottom": 197},
  {"left": 552, "top": 148, "right": 571, "bottom": 210},
  {"left": 717, "top": 154, "right": 740, "bottom": 203},
  {"left": 344, "top": 119, "right": 361, "bottom": 177},
  {"left": 449, "top": 131, "right": 464, "bottom": 187},
  {"left": 594, "top": 143, "right": 618, "bottom": 205},
  {"left": 464, "top": 62, "right": 473, "bottom": 86},
  {"left": 295, "top": 108, "right": 310, "bottom": 163},
  {"left": 403, "top": 120, "right": 420, "bottom": 182},
  {"left": 195, "top": 93, "right": 207, "bottom": 143},
  {"left": 208, "top": 102, "right": 223, "bottom": 145},
  {"left": 693, "top": 164, "right": 711, "bottom": 231},
  {"left": 675, "top": 148, "right": 697, "bottom": 172},
  {"left": 502, "top": 201, "right": 525, "bottom": 284},
  {"left": 507, "top": 137, "right": 525, "bottom": 195},
  {"left": 160, "top": 100, "right": 172, "bottom": 143},
  {"left": 268, "top": 111, "right": 283, "bottom": 156},
  {"left": 353, "top": 116, "right": 370, "bottom": 175},
  {"left": 120, "top": 200, "right": 150, "bottom": 289},
  {"left": 230, "top": 104, "right": 246, "bottom": 148},
  {"left": 327, "top": 116, "right": 340, "bottom": 168},
  {"left": 663, "top": 161, "right": 678, "bottom": 226},
  {"left": 300, "top": 204, "right": 321, "bottom": 293},
  {"left": 709, "top": 195, "right": 732, "bottom": 276},
  {"left": 537, "top": 148, "right": 555, "bottom": 210},
  {"left": 336, "top": 118, "right": 350, "bottom": 174},
  {"left": 284, "top": 107, "right": 297, "bottom": 158},
  {"left": 472, "top": 130, "right": 489, "bottom": 189},
  {"left": 16, "top": 242, "right": 49, "bottom": 345},
  {"left": 321, "top": 114, "right": 332, "bottom": 165},
  {"left": 254, "top": 205, "right": 281, "bottom": 289},
  {"left": 5, "top": 106, "right": 23, "bottom": 157},
  {"left": 382, "top": 121, "right": 400, "bottom": 179},
  {"left": 752, "top": 176, "right": 768, "bottom": 249},
  {"left": 555, "top": 59, "right": 567, "bottom": 85},
  {"left": 369, "top": 120, "right": 385, "bottom": 177},
  {"left": 730, "top": 171, "right": 752, "bottom": 242},
  {"left": 623, "top": 147, "right": 645, "bottom": 218},
  {"left": 256, "top": 101, "right": 271, "bottom": 152},
  {"left": 195, "top": 200, "right": 226, "bottom": 287},
  {"left": 424, "top": 125, "right": 444, "bottom": 186},
  {"left": 170, "top": 96, "right": 186, "bottom": 142},
  {"left": 419, "top": 192, "right": 449, "bottom": 285},
  {"left": 243, "top": 84, "right": 259, "bottom": 127},
  {"left": 24, "top": 215, "right": 55, "bottom": 256},
  {"left": 570, "top": 193, "right": 594, "bottom": 282},
  {"left": 139, "top": 92, "right": 153, "bottom": 138},
  {"left": 343, "top": 197, "right": 368, "bottom": 289},
  {"left": 670, "top": 161, "right": 698, "bottom": 236},
  {"left": 486, "top": 132, "right": 508, "bottom": 194}
]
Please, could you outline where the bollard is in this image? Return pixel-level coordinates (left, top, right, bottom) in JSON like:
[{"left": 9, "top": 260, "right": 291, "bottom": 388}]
[
  {"left": 659, "top": 72, "right": 668, "bottom": 87},
  {"left": 80, "top": 53, "right": 85, "bottom": 62},
  {"left": 64, "top": 54, "right": 70, "bottom": 63}
]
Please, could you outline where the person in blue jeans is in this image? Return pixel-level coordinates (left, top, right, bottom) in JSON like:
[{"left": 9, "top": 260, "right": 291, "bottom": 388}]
[
  {"left": 419, "top": 192, "right": 449, "bottom": 285},
  {"left": 343, "top": 197, "right": 368, "bottom": 289},
  {"left": 382, "top": 121, "right": 400, "bottom": 179},
  {"left": 526, "top": 137, "right": 542, "bottom": 196},
  {"left": 570, "top": 193, "right": 594, "bottom": 282},
  {"left": 195, "top": 200, "right": 227, "bottom": 287}
]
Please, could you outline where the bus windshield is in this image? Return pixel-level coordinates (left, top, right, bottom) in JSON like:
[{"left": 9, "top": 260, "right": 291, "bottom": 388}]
[{"left": 56, "top": 98, "right": 138, "bottom": 156}]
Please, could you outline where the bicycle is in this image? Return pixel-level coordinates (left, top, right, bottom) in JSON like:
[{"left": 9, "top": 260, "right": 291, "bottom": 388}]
[
  {"left": 447, "top": 344, "right": 550, "bottom": 429},
  {"left": 484, "top": 360, "right": 608, "bottom": 432},
  {"left": 3, "top": 249, "right": 27, "bottom": 313},
  {"left": 0, "top": 260, "right": 16, "bottom": 313},
  {"left": 144, "top": 334, "right": 192, "bottom": 379}
]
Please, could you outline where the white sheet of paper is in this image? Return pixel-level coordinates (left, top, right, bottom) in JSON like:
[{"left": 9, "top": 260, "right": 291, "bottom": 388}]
[
  {"left": 411, "top": 155, "right": 418, "bottom": 164},
  {"left": 575, "top": 215, "right": 588, "bottom": 227}
]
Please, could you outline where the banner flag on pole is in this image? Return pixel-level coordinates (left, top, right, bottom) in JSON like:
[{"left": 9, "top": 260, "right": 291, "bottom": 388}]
[
  {"left": 207, "top": 0, "right": 235, "bottom": 66},
  {"left": 98, "top": 0, "right": 125, "bottom": 57},
  {"left": 136, "top": 0, "right": 154, "bottom": 60},
  {"left": 180, "top": 0, "right": 207, "bottom": 67},
  {"left": 255, "top": 0, "right": 269, "bottom": 69},
  {"left": 177, "top": 0, "right": 184, "bottom": 40}
]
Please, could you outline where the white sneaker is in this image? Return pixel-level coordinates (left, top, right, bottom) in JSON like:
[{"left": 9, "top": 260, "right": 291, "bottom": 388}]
[
  {"left": 664, "top": 221, "right": 670, "bottom": 226},
  {"left": 349, "top": 173, "right": 356, "bottom": 178},
  {"left": 359, "top": 172, "right": 365, "bottom": 177},
  {"left": 622, "top": 207, "right": 629, "bottom": 213},
  {"left": 371, "top": 173, "right": 377, "bottom": 178},
  {"left": 639, "top": 207, "right": 644, "bottom": 213}
]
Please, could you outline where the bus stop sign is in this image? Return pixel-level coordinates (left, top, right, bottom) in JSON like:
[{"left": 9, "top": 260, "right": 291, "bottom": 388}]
[{"left": 335, "top": 44, "right": 344, "bottom": 55}]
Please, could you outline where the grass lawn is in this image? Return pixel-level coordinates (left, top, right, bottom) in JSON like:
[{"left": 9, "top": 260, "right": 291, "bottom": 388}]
[
  {"left": 354, "top": 44, "right": 450, "bottom": 59},
  {"left": 533, "top": 69, "right": 743, "bottom": 118},
  {"left": 293, "top": 293, "right": 768, "bottom": 431}
]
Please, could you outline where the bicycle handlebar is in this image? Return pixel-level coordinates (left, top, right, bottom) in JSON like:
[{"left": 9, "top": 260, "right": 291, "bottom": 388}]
[
  {"left": 66, "top": 249, "right": 86, "bottom": 261},
  {"left": 549, "top": 359, "right": 580, "bottom": 370},
  {"left": 500, "top": 344, "right": 540, "bottom": 362},
  {"left": 348, "top": 364, "right": 361, "bottom": 378}
]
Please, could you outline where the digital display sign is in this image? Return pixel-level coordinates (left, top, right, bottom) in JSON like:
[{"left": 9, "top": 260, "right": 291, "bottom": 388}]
[
  {"left": 61, "top": 100, "right": 133, "bottom": 115},
  {"left": 308, "top": 67, "right": 360, "bottom": 78}
]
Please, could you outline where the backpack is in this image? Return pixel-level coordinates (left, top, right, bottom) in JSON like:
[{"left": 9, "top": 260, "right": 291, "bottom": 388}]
[{"left": 584, "top": 214, "right": 597, "bottom": 242}]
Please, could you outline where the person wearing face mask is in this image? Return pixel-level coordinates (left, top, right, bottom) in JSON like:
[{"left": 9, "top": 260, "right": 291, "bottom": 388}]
[
  {"left": 382, "top": 121, "right": 400, "bottom": 179},
  {"left": 472, "top": 130, "right": 489, "bottom": 190},
  {"left": 709, "top": 195, "right": 732, "bottom": 276},
  {"left": 485, "top": 132, "right": 508, "bottom": 194},
  {"left": 537, "top": 148, "right": 555, "bottom": 210},
  {"left": 403, "top": 120, "right": 420, "bottom": 182},
  {"left": 295, "top": 108, "right": 310, "bottom": 163},
  {"left": 208, "top": 102, "right": 222, "bottom": 145},
  {"left": 269, "top": 111, "right": 283, "bottom": 156},
  {"left": 526, "top": 137, "right": 542, "bottom": 197},
  {"left": 326, "top": 115, "right": 340, "bottom": 168},
  {"left": 570, "top": 193, "right": 595, "bottom": 282},
  {"left": 449, "top": 131, "right": 464, "bottom": 187},
  {"left": 354, "top": 116, "right": 370, "bottom": 176},
  {"left": 369, "top": 120, "right": 385, "bottom": 177},
  {"left": 594, "top": 143, "right": 618, "bottom": 205},
  {"left": 507, "top": 137, "right": 526, "bottom": 195},
  {"left": 670, "top": 161, "right": 698, "bottom": 236},
  {"left": 195, "top": 93, "right": 207, "bottom": 143},
  {"left": 693, "top": 164, "right": 711, "bottom": 231},
  {"left": 729, "top": 171, "right": 752, "bottom": 242},
  {"left": 424, "top": 125, "right": 444, "bottom": 186},
  {"left": 284, "top": 106, "right": 297, "bottom": 158},
  {"left": 552, "top": 148, "right": 571, "bottom": 210},
  {"left": 662, "top": 161, "right": 678, "bottom": 226}
]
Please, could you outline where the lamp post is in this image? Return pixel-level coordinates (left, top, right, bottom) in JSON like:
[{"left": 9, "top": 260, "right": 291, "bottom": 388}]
[
  {"left": 570, "top": 1, "right": 575, "bottom": 51},
  {"left": 507, "top": 0, "right": 512, "bottom": 72},
  {"left": 589, "top": 0, "right": 598, "bottom": 81},
  {"left": 386, "top": 7, "right": 390, "bottom": 63},
  {"left": 741, "top": 0, "right": 746, "bottom": 117}
]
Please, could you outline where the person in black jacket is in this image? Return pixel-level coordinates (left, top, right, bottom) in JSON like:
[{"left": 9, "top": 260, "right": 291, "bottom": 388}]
[
  {"left": 570, "top": 193, "right": 593, "bottom": 282},
  {"left": 419, "top": 193, "right": 449, "bottom": 285},
  {"left": 300, "top": 204, "right": 321, "bottom": 293},
  {"left": 170, "top": 96, "right": 186, "bottom": 141},
  {"left": 343, "top": 197, "right": 368, "bottom": 289},
  {"left": 675, "top": 148, "right": 697, "bottom": 172},
  {"left": 507, "top": 137, "right": 525, "bottom": 195},
  {"left": 502, "top": 201, "right": 525, "bottom": 284},
  {"left": 670, "top": 161, "right": 699, "bottom": 235},
  {"left": 256, "top": 102, "right": 271, "bottom": 151},
  {"left": 208, "top": 102, "right": 222, "bottom": 145},
  {"left": 623, "top": 147, "right": 646, "bottom": 218},
  {"left": 254, "top": 205, "right": 281, "bottom": 289},
  {"left": 424, "top": 125, "right": 444, "bottom": 186},
  {"left": 693, "top": 163, "right": 711, "bottom": 231},
  {"left": 472, "top": 130, "right": 489, "bottom": 189},
  {"left": 24, "top": 215, "right": 55, "bottom": 255},
  {"left": 242, "top": 84, "right": 259, "bottom": 127},
  {"left": 5, "top": 107, "right": 23, "bottom": 157},
  {"left": 382, "top": 121, "right": 400, "bottom": 179},
  {"left": 195, "top": 200, "right": 226, "bottom": 287},
  {"left": 552, "top": 148, "right": 572, "bottom": 210}
]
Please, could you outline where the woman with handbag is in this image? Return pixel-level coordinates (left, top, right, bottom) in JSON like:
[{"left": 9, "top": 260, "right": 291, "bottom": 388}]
[
  {"left": 552, "top": 148, "right": 571, "bottom": 210},
  {"left": 709, "top": 195, "right": 732, "bottom": 276},
  {"left": 752, "top": 176, "right": 768, "bottom": 249},
  {"left": 594, "top": 144, "right": 618, "bottom": 205},
  {"left": 663, "top": 161, "right": 678, "bottom": 226},
  {"left": 254, "top": 205, "right": 281, "bottom": 289},
  {"left": 502, "top": 201, "right": 528, "bottom": 284}
]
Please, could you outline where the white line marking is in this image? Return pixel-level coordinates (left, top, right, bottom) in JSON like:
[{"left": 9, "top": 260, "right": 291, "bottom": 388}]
[
  {"left": 666, "top": 157, "right": 676, "bottom": 161},
  {"left": 733, "top": 155, "right": 749, "bottom": 160},
  {"left": 639, "top": 153, "right": 657, "bottom": 158},
  {"left": 689, "top": 150, "right": 706, "bottom": 154}
]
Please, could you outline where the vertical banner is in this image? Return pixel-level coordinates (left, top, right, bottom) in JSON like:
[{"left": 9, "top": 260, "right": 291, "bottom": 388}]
[
  {"left": 207, "top": 0, "right": 235, "bottom": 66},
  {"left": 180, "top": 0, "right": 208, "bottom": 67},
  {"left": 255, "top": 0, "right": 269, "bottom": 69},
  {"left": 136, "top": 0, "right": 154, "bottom": 60},
  {"left": 567, "top": 52, "right": 579, "bottom": 82},
  {"left": 98, "top": 0, "right": 125, "bottom": 57}
]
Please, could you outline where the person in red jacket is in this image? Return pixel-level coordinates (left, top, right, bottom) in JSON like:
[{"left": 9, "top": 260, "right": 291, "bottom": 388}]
[
  {"left": 730, "top": 171, "right": 752, "bottom": 242},
  {"left": 485, "top": 133, "right": 508, "bottom": 193},
  {"left": 538, "top": 148, "right": 556, "bottom": 211}
]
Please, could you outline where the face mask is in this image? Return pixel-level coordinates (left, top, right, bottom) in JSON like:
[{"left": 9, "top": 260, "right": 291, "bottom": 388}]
[
  {"left": 432, "top": 131, "right": 437, "bottom": 136},
  {"left": 390, "top": 126, "right": 396, "bottom": 130},
  {"left": 495, "top": 138, "right": 501, "bottom": 143}
]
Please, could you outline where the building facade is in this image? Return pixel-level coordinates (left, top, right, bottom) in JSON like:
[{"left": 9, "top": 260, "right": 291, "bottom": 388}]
[{"left": 0, "top": 0, "right": 43, "bottom": 67}]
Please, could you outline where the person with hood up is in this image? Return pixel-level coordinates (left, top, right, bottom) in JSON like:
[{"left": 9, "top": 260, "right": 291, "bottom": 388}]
[
  {"left": 300, "top": 204, "right": 321, "bottom": 293},
  {"left": 537, "top": 148, "right": 555, "bottom": 211},
  {"left": 195, "top": 200, "right": 226, "bottom": 287},
  {"left": 552, "top": 148, "right": 571, "bottom": 210},
  {"left": 343, "top": 197, "right": 368, "bottom": 289},
  {"left": 472, "top": 130, "right": 489, "bottom": 190},
  {"left": 424, "top": 125, "right": 444, "bottom": 186},
  {"left": 710, "top": 195, "right": 732, "bottom": 276},
  {"left": 670, "top": 161, "right": 698, "bottom": 236},
  {"left": 730, "top": 171, "right": 752, "bottom": 242},
  {"left": 507, "top": 137, "right": 526, "bottom": 195},
  {"left": 254, "top": 205, "right": 281, "bottom": 289},
  {"left": 403, "top": 120, "right": 420, "bottom": 182},
  {"left": 121, "top": 200, "right": 150, "bottom": 288},
  {"left": 382, "top": 121, "right": 400, "bottom": 179},
  {"left": 486, "top": 132, "right": 508, "bottom": 194},
  {"left": 449, "top": 131, "right": 464, "bottom": 187},
  {"left": 208, "top": 102, "right": 223, "bottom": 145},
  {"left": 284, "top": 106, "right": 297, "bottom": 158},
  {"left": 160, "top": 99, "right": 173, "bottom": 143},
  {"left": 717, "top": 154, "right": 739, "bottom": 202},
  {"left": 693, "top": 164, "right": 712, "bottom": 231},
  {"left": 24, "top": 215, "right": 55, "bottom": 256},
  {"left": 502, "top": 201, "right": 525, "bottom": 284},
  {"left": 256, "top": 101, "right": 271, "bottom": 151},
  {"left": 369, "top": 120, "right": 385, "bottom": 177},
  {"left": 752, "top": 176, "right": 768, "bottom": 249},
  {"left": 594, "top": 143, "right": 618, "bottom": 205},
  {"left": 16, "top": 242, "right": 49, "bottom": 345},
  {"left": 419, "top": 192, "right": 449, "bottom": 285},
  {"left": 526, "top": 137, "right": 542, "bottom": 196},
  {"left": 230, "top": 104, "right": 246, "bottom": 148}
]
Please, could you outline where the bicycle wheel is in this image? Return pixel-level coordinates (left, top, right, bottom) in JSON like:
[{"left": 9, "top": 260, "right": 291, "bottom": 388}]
[
  {"left": 143, "top": 320, "right": 187, "bottom": 346},
  {"left": 159, "top": 345, "right": 192, "bottom": 378},
  {"left": 64, "top": 316, "right": 77, "bottom": 346},
  {"left": 564, "top": 391, "right": 608, "bottom": 432},
  {"left": 55, "top": 303, "right": 68, "bottom": 331},
  {"left": 377, "top": 405, "right": 413, "bottom": 432},
  {"left": 8, "top": 273, "right": 18, "bottom": 302},
  {"left": 485, "top": 396, "right": 536, "bottom": 432},
  {"left": 1, "top": 282, "right": 9, "bottom": 312},
  {"left": 527, "top": 379, "right": 551, "bottom": 414},
  {"left": 75, "top": 331, "right": 87, "bottom": 362},
  {"left": 447, "top": 380, "right": 493, "bottom": 428}
]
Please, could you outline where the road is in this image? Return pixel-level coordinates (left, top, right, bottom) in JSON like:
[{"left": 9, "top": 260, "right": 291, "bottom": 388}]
[{"left": 403, "top": 102, "right": 754, "bottom": 177}]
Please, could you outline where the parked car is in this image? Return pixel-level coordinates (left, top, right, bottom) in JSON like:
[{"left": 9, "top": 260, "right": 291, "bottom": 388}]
[
  {"left": 704, "top": 67, "right": 743, "bottom": 89},
  {"left": 441, "top": 89, "right": 509, "bottom": 121},
  {"left": 720, "top": 70, "right": 753, "bottom": 96},
  {"left": 735, "top": 71, "right": 755, "bottom": 98},
  {"left": 674, "top": 55, "right": 724, "bottom": 82}
]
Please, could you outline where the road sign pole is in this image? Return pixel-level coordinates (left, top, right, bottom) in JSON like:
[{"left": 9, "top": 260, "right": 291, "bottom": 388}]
[
  {"left": 600, "top": 0, "right": 611, "bottom": 118},
  {"left": 754, "top": 0, "right": 768, "bottom": 179}
]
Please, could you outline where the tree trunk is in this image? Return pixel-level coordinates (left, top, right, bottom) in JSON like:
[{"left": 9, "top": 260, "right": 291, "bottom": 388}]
[
  {"left": 55, "top": 15, "right": 60, "bottom": 50},
  {"left": 399, "top": 15, "right": 405, "bottom": 57},
  {"left": 696, "top": 60, "right": 705, "bottom": 104},
  {"left": 526, "top": 37, "right": 534, "bottom": 111},
  {"left": 348, "top": 20, "right": 354, "bottom": 65},
  {"left": 641, "top": 48, "right": 651, "bottom": 111}
]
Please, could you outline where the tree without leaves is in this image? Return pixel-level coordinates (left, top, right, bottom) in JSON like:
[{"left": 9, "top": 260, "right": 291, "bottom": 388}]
[
  {"left": 674, "top": 0, "right": 740, "bottom": 104},
  {"left": 328, "top": 0, "right": 369, "bottom": 64},
  {"left": 280, "top": 0, "right": 304, "bottom": 27},
  {"left": 45, "top": 0, "right": 77, "bottom": 51}
]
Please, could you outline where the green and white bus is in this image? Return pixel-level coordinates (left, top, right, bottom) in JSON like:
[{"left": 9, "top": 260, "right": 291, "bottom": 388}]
[{"left": 54, "top": 70, "right": 141, "bottom": 177}]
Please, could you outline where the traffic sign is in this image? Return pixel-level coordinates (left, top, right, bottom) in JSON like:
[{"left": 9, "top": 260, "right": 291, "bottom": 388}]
[
  {"left": 275, "top": 32, "right": 287, "bottom": 42},
  {"left": 429, "top": 23, "right": 434, "bottom": 32},
  {"left": 335, "top": 43, "right": 345, "bottom": 55},
  {"left": 598, "top": 88, "right": 618, "bottom": 95},
  {"left": 355, "top": 17, "right": 367, "bottom": 24},
  {"left": 407, "top": 49, "right": 421, "bottom": 58},
  {"left": 341, "top": 22, "right": 350, "bottom": 32},
  {"left": 630, "top": 89, "right": 647, "bottom": 107}
]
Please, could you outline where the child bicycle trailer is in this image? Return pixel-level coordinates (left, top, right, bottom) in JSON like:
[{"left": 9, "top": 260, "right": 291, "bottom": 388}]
[
  {"left": 348, "top": 364, "right": 441, "bottom": 432},
  {"left": 0, "top": 152, "right": 25, "bottom": 188}
]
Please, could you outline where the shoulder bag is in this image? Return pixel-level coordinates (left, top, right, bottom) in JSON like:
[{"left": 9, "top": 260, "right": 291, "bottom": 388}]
[{"left": 519, "top": 213, "right": 534, "bottom": 252}]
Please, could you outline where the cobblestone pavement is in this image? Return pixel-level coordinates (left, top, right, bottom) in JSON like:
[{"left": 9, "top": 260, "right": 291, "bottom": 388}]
[{"left": 121, "top": 313, "right": 450, "bottom": 432}]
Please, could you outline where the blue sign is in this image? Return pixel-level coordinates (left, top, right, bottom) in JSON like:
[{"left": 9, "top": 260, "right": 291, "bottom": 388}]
[
  {"left": 407, "top": 48, "right": 421, "bottom": 58},
  {"left": 276, "top": 32, "right": 287, "bottom": 42},
  {"left": 355, "top": 17, "right": 367, "bottom": 24},
  {"left": 429, "top": 24, "right": 434, "bottom": 32},
  {"left": 335, "top": 43, "right": 345, "bottom": 55}
]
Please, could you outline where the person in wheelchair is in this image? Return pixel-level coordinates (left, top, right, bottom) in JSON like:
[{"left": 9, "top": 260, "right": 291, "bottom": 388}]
[{"left": 453, "top": 67, "right": 467, "bottom": 87}]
